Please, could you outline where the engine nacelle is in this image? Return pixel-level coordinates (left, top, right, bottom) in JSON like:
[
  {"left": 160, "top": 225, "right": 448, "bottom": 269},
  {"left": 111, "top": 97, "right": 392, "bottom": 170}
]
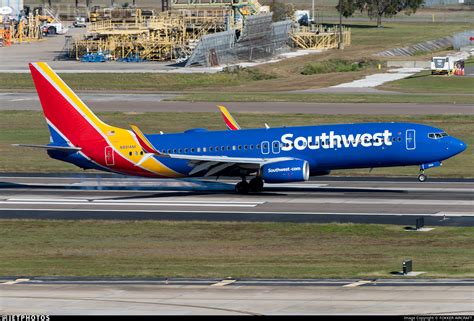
[{"left": 261, "top": 159, "right": 310, "bottom": 183}]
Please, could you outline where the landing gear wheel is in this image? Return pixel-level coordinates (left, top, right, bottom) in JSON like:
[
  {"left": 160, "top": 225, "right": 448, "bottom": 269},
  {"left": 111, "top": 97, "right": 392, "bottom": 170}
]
[
  {"left": 249, "top": 178, "right": 264, "bottom": 192},
  {"left": 235, "top": 181, "right": 250, "bottom": 194},
  {"left": 418, "top": 173, "right": 427, "bottom": 182}
]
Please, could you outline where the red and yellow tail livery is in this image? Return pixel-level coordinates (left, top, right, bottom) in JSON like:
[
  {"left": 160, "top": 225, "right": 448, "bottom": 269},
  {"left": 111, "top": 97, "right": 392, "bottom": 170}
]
[{"left": 28, "top": 62, "right": 181, "bottom": 178}]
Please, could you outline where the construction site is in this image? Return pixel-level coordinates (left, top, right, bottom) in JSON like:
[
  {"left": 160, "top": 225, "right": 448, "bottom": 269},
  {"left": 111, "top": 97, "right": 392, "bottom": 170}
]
[{"left": 1, "top": 0, "right": 351, "bottom": 67}]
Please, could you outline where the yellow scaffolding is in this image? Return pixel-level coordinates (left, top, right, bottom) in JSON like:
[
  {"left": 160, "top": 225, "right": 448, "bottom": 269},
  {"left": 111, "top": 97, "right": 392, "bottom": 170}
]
[
  {"left": 72, "top": 1, "right": 272, "bottom": 62},
  {"left": 290, "top": 26, "right": 351, "bottom": 50}
]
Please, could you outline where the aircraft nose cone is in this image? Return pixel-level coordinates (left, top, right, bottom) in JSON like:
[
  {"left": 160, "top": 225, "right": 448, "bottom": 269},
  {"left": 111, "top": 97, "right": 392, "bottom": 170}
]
[{"left": 451, "top": 138, "right": 467, "bottom": 155}]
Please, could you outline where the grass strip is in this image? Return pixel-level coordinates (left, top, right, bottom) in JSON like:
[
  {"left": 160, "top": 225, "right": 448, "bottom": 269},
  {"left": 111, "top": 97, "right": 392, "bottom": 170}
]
[{"left": 0, "top": 220, "right": 473, "bottom": 278}]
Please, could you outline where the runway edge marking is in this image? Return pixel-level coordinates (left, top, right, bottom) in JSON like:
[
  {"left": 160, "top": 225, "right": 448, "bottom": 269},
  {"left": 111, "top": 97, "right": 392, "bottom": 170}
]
[
  {"left": 1, "top": 278, "right": 30, "bottom": 285},
  {"left": 342, "top": 280, "right": 374, "bottom": 288},
  {"left": 211, "top": 279, "right": 237, "bottom": 287}
]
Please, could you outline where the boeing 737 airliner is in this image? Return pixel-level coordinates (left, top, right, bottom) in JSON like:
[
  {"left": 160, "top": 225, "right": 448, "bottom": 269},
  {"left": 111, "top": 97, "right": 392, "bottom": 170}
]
[{"left": 16, "top": 62, "right": 467, "bottom": 193}]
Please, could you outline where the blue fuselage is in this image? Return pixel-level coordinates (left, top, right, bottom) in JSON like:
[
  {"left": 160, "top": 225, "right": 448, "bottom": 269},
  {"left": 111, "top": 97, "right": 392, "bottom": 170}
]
[{"left": 143, "top": 122, "right": 467, "bottom": 176}]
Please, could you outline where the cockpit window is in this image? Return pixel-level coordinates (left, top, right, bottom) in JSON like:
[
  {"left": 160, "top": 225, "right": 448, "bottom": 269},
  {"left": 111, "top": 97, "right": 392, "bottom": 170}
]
[{"left": 428, "top": 132, "right": 448, "bottom": 139}]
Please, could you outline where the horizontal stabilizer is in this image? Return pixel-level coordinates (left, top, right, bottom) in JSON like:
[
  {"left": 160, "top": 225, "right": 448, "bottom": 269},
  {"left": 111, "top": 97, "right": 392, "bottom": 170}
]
[{"left": 12, "top": 144, "right": 81, "bottom": 151}]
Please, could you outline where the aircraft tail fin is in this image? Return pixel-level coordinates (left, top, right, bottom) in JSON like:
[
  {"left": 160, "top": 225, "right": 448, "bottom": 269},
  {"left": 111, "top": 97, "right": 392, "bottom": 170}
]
[{"left": 29, "top": 62, "right": 112, "bottom": 147}]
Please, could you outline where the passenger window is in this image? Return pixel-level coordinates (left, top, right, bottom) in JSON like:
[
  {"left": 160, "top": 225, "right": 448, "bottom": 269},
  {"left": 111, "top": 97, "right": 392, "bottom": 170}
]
[
  {"left": 184, "top": 148, "right": 188, "bottom": 153},
  {"left": 257, "top": 144, "right": 260, "bottom": 149},
  {"left": 173, "top": 149, "right": 177, "bottom": 153},
  {"left": 197, "top": 147, "right": 201, "bottom": 152},
  {"left": 209, "top": 147, "right": 213, "bottom": 152},
  {"left": 191, "top": 148, "right": 195, "bottom": 152},
  {"left": 232, "top": 146, "right": 236, "bottom": 150},
  {"left": 129, "top": 151, "right": 132, "bottom": 156},
  {"left": 397, "top": 137, "right": 401, "bottom": 142},
  {"left": 250, "top": 145, "right": 254, "bottom": 150},
  {"left": 179, "top": 149, "right": 182, "bottom": 153},
  {"left": 244, "top": 145, "right": 248, "bottom": 150},
  {"left": 238, "top": 145, "right": 242, "bottom": 150},
  {"left": 215, "top": 147, "right": 220, "bottom": 151},
  {"left": 227, "top": 146, "right": 231, "bottom": 151},
  {"left": 140, "top": 151, "right": 144, "bottom": 155},
  {"left": 203, "top": 147, "right": 207, "bottom": 152}
]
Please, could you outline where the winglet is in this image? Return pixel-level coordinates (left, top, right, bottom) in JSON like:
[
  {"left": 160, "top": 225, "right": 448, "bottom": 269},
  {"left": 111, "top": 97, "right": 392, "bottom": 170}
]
[
  {"left": 130, "top": 125, "right": 163, "bottom": 155},
  {"left": 218, "top": 105, "right": 241, "bottom": 130}
]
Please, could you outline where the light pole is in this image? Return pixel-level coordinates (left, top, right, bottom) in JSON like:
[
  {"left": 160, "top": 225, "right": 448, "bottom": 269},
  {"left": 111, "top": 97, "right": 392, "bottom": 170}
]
[{"left": 338, "top": 0, "right": 344, "bottom": 49}]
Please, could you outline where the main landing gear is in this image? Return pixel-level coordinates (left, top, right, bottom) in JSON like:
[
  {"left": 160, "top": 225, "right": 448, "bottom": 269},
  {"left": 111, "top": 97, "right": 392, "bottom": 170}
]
[{"left": 235, "top": 177, "right": 264, "bottom": 194}]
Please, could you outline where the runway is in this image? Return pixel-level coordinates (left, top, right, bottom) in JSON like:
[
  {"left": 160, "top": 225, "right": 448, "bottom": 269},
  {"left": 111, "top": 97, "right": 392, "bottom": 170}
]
[
  {"left": 1, "top": 278, "right": 473, "bottom": 315},
  {"left": 1, "top": 174, "right": 473, "bottom": 226},
  {"left": 1, "top": 92, "right": 473, "bottom": 114}
]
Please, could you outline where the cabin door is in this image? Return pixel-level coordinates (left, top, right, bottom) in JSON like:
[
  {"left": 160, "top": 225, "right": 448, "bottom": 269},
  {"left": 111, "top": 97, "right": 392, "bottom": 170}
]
[
  {"left": 105, "top": 146, "right": 115, "bottom": 166},
  {"left": 406, "top": 130, "right": 416, "bottom": 150},
  {"left": 261, "top": 141, "right": 270, "bottom": 155}
]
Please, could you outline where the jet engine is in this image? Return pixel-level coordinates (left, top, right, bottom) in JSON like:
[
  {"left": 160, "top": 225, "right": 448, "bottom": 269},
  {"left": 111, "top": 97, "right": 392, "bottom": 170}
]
[{"left": 261, "top": 159, "right": 310, "bottom": 183}]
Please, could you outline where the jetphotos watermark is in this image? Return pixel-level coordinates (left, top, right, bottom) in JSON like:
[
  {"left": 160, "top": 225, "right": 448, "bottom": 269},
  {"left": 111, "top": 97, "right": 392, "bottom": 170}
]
[
  {"left": 281, "top": 130, "right": 393, "bottom": 151},
  {"left": 2, "top": 316, "right": 50, "bottom": 321}
]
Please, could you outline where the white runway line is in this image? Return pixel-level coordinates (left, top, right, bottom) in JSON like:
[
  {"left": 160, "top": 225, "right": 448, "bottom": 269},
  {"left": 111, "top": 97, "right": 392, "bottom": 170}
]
[
  {"left": 6, "top": 198, "right": 265, "bottom": 205},
  {"left": 2, "top": 197, "right": 471, "bottom": 207},
  {"left": 283, "top": 198, "right": 473, "bottom": 206},
  {"left": 0, "top": 208, "right": 472, "bottom": 216},
  {"left": 0, "top": 201, "right": 261, "bottom": 208}
]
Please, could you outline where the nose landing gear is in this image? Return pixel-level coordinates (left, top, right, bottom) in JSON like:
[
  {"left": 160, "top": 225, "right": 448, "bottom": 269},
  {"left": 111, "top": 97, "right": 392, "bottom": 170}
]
[
  {"left": 417, "top": 161, "right": 442, "bottom": 182},
  {"left": 418, "top": 171, "right": 427, "bottom": 182}
]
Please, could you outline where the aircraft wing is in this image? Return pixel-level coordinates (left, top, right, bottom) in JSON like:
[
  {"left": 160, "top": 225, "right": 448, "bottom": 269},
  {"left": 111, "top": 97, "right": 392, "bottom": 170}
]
[
  {"left": 218, "top": 105, "right": 241, "bottom": 130},
  {"left": 131, "top": 125, "right": 292, "bottom": 177},
  {"left": 163, "top": 154, "right": 291, "bottom": 164},
  {"left": 163, "top": 154, "right": 294, "bottom": 177},
  {"left": 218, "top": 105, "right": 270, "bottom": 130}
]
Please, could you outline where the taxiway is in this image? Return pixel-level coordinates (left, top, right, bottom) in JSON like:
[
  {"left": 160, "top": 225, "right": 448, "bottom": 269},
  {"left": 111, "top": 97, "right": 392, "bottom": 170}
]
[
  {"left": 1, "top": 92, "right": 473, "bottom": 114},
  {"left": 1, "top": 278, "right": 473, "bottom": 315}
]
